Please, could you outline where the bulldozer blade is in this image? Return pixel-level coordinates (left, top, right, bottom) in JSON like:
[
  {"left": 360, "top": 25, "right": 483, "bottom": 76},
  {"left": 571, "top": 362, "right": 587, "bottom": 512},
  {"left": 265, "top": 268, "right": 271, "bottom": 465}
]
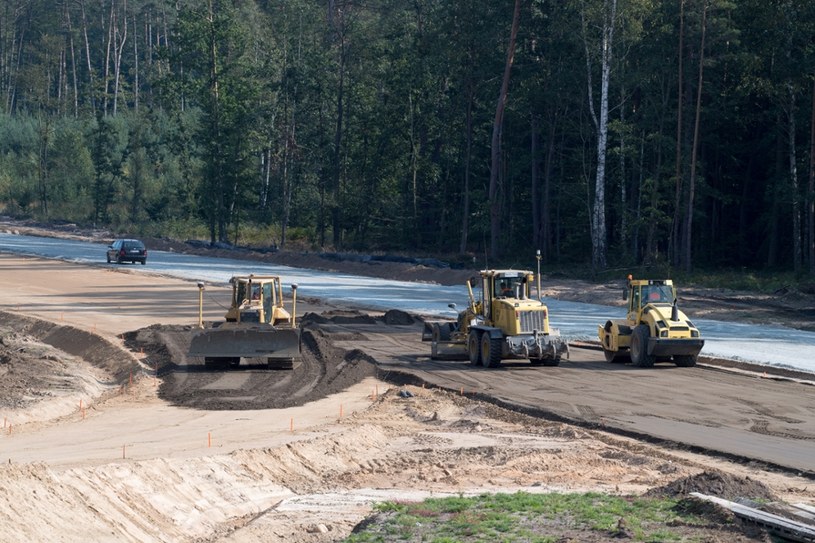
[{"left": 189, "top": 326, "right": 301, "bottom": 361}]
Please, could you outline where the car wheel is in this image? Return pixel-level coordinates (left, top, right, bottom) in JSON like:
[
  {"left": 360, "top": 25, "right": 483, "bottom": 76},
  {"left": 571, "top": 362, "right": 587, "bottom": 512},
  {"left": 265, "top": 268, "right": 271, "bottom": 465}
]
[
  {"left": 106, "top": 255, "right": 111, "bottom": 263},
  {"left": 140, "top": 259, "right": 146, "bottom": 265}
]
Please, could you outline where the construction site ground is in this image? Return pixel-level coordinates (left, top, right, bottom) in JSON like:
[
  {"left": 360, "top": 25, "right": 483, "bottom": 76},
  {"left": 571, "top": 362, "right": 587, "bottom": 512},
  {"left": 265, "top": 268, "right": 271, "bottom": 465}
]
[{"left": 0, "top": 240, "right": 814, "bottom": 540}]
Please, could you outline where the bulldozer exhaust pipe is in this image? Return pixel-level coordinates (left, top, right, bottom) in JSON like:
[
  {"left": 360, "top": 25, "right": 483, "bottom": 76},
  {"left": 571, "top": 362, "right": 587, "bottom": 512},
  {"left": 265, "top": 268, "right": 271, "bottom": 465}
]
[
  {"left": 291, "top": 284, "right": 298, "bottom": 328},
  {"left": 197, "top": 281, "right": 205, "bottom": 328}
]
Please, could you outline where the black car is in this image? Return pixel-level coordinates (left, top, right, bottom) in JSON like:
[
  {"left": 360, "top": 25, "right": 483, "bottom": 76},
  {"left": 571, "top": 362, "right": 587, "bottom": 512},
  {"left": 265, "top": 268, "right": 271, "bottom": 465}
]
[{"left": 107, "top": 239, "right": 147, "bottom": 265}]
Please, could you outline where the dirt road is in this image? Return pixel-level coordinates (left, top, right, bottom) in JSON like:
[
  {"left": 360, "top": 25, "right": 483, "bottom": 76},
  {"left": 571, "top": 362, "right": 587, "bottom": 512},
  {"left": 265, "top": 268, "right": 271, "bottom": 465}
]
[{"left": 1, "top": 253, "right": 814, "bottom": 542}]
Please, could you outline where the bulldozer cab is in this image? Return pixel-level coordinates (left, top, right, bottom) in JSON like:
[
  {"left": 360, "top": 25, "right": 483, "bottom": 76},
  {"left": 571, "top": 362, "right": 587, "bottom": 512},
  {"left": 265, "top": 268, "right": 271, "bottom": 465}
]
[{"left": 229, "top": 275, "right": 289, "bottom": 325}]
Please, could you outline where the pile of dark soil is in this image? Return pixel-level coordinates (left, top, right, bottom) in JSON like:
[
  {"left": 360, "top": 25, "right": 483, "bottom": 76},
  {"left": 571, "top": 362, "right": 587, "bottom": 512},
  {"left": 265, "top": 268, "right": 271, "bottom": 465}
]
[
  {"left": 646, "top": 469, "right": 777, "bottom": 502},
  {"left": 123, "top": 312, "right": 385, "bottom": 410}
]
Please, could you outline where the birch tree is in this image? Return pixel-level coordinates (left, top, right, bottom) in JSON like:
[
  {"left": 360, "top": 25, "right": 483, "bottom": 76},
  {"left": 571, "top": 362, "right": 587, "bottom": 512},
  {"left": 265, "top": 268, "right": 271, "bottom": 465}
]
[{"left": 582, "top": 0, "right": 618, "bottom": 270}]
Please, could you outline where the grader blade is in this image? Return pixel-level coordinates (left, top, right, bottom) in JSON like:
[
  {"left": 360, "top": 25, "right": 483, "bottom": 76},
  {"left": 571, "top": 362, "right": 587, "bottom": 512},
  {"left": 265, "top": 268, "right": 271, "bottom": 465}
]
[{"left": 188, "top": 326, "right": 301, "bottom": 361}]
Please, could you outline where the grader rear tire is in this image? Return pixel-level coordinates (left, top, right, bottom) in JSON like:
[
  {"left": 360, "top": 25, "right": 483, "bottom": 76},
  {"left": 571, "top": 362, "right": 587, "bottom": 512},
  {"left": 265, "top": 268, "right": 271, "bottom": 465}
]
[{"left": 467, "top": 331, "right": 481, "bottom": 366}]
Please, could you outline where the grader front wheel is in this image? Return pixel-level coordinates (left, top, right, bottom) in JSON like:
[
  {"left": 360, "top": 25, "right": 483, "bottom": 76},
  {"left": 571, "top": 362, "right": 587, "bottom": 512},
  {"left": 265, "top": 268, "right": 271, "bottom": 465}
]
[{"left": 480, "top": 333, "right": 502, "bottom": 368}]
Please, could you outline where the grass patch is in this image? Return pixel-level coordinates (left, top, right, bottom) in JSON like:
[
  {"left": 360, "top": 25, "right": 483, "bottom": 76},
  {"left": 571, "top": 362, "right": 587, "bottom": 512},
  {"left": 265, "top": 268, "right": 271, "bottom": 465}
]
[{"left": 344, "top": 492, "right": 734, "bottom": 542}]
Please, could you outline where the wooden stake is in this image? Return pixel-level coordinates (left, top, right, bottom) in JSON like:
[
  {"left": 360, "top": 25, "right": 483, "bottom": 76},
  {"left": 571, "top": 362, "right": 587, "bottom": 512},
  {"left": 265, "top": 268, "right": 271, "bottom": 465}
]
[
  {"left": 290, "top": 417, "right": 294, "bottom": 432},
  {"left": 208, "top": 432, "right": 211, "bottom": 448}
]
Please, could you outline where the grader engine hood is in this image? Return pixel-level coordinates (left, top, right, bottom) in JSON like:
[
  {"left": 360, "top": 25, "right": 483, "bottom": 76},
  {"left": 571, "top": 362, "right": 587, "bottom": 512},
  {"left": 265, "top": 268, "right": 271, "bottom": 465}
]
[{"left": 492, "top": 299, "right": 550, "bottom": 335}]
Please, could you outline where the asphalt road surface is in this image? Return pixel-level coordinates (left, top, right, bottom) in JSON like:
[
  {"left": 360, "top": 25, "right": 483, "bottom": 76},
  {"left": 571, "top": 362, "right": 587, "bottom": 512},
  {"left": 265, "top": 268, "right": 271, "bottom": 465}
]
[
  {"left": 322, "top": 321, "right": 815, "bottom": 475},
  {"left": 3, "top": 253, "right": 814, "bottom": 476}
]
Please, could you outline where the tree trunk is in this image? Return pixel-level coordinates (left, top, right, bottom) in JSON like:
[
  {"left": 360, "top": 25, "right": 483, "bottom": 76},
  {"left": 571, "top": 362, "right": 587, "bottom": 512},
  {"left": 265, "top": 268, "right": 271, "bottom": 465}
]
[
  {"left": 79, "top": 0, "right": 96, "bottom": 114},
  {"left": 64, "top": 2, "right": 79, "bottom": 117},
  {"left": 671, "top": 0, "right": 685, "bottom": 266},
  {"left": 542, "top": 119, "right": 556, "bottom": 262},
  {"left": 133, "top": 13, "right": 138, "bottom": 111},
  {"left": 619, "top": 80, "right": 627, "bottom": 256},
  {"left": 329, "top": 2, "right": 347, "bottom": 249},
  {"left": 583, "top": 0, "right": 617, "bottom": 271},
  {"left": 459, "top": 85, "right": 473, "bottom": 255},
  {"left": 112, "top": 1, "right": 128, "bottom": 117},
  {"left": 37, "top": 116, "right": 51, "bottom": 218},
  {"left": 103, "top": 1, "right": 114, "bottom": 115},
  {"left": 682, "top": 0, "right": 706, "bottom": 272},
  {"left": 809, "top": 76, "right": 815, "bottom": 274},
  {"left": 488, "top": 0, "right": 521, "bottom": 260},
  {"left": 787, "top": 84, "right": 802, "bottom": 272},
  {"left": 531, "top": 114, "right": 540, "bottom": 250}
]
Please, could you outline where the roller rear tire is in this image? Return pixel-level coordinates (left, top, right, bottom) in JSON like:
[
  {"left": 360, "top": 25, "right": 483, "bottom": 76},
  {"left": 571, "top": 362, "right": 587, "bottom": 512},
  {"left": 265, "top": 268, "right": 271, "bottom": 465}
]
[
  {"left": 630, "top": 325, "right": 655, "bottom": 368},
  {"left": 674, "top": 355, "right": 697, "bottom": 367}
]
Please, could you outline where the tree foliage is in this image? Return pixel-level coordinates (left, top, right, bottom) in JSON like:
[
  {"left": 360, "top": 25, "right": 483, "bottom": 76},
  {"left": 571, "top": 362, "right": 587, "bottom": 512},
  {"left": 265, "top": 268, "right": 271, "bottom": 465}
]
[{"left": 0, "top": 0, "right": 814, "bottom": 274}]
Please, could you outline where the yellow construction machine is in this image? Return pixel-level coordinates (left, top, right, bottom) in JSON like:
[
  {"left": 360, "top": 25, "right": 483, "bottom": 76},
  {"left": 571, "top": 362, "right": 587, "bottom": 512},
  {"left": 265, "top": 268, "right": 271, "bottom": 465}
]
[
  {"left": 598, "top": 276, "right": 703, "bottom": 367},
  {"left": 188, "top": 274, "right": 300, "bottom": 369},
  {"left": 423, "top": 269, "right": 568, "bottom": 367}
]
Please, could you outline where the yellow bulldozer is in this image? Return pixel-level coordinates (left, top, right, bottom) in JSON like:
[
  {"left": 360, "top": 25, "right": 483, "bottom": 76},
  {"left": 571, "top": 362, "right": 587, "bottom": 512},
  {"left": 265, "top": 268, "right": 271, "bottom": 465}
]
[
  {"left": 422, "top": 269, "right": 568, "bottom": 367},
  {"left": 188, "top": 274, "right": 301, "bottom": 369},
  {"left": 598, "top": 277, "right": 704, "bottom": 367}
]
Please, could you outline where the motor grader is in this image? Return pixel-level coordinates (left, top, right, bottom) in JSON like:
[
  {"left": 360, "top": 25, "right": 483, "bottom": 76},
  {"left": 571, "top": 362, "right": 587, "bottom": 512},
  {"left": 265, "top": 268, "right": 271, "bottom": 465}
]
[
  {"left": 188, "top": 275, "right": 301, "bottom": 369},
  {"left": 598, "top": 277, "right": 704, "bottom": 367},
  {"left": 422, "top": 269, "right": 568, "bottom": 367}
]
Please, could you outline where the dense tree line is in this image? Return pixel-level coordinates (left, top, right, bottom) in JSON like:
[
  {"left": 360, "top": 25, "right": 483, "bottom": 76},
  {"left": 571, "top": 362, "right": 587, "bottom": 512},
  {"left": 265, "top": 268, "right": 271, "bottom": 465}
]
[{"left": 1, "top": 0, "right": 814, "bottom": 274}]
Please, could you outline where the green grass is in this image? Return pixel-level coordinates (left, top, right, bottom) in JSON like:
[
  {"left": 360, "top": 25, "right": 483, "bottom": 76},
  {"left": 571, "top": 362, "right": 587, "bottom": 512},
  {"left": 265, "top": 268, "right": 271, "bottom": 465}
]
[{"left": 343, "top": 492, "right": 724, "bottom": 543}]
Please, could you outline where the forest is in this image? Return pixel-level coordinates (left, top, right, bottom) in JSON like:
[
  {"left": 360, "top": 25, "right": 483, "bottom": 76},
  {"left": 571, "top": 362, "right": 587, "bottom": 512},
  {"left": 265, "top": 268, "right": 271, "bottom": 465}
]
[{"left": 1, "top": 0, "right": 814, "bottom": 274}]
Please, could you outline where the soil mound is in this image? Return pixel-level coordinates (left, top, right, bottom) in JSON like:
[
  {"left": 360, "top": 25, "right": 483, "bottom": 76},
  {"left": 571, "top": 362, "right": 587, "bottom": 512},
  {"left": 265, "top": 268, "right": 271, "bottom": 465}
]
[
  {"left": 646, "top": 470, "right": 777, "bottom": 501},
  {"left": 0, "top": 311, "right": 141, "bottom": 381},
  {"left": 383, "top": 309, "right": 414, "bottom": 325},
  {"left": 123, "top": 317, "right": 380, "bottom": 410}
]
